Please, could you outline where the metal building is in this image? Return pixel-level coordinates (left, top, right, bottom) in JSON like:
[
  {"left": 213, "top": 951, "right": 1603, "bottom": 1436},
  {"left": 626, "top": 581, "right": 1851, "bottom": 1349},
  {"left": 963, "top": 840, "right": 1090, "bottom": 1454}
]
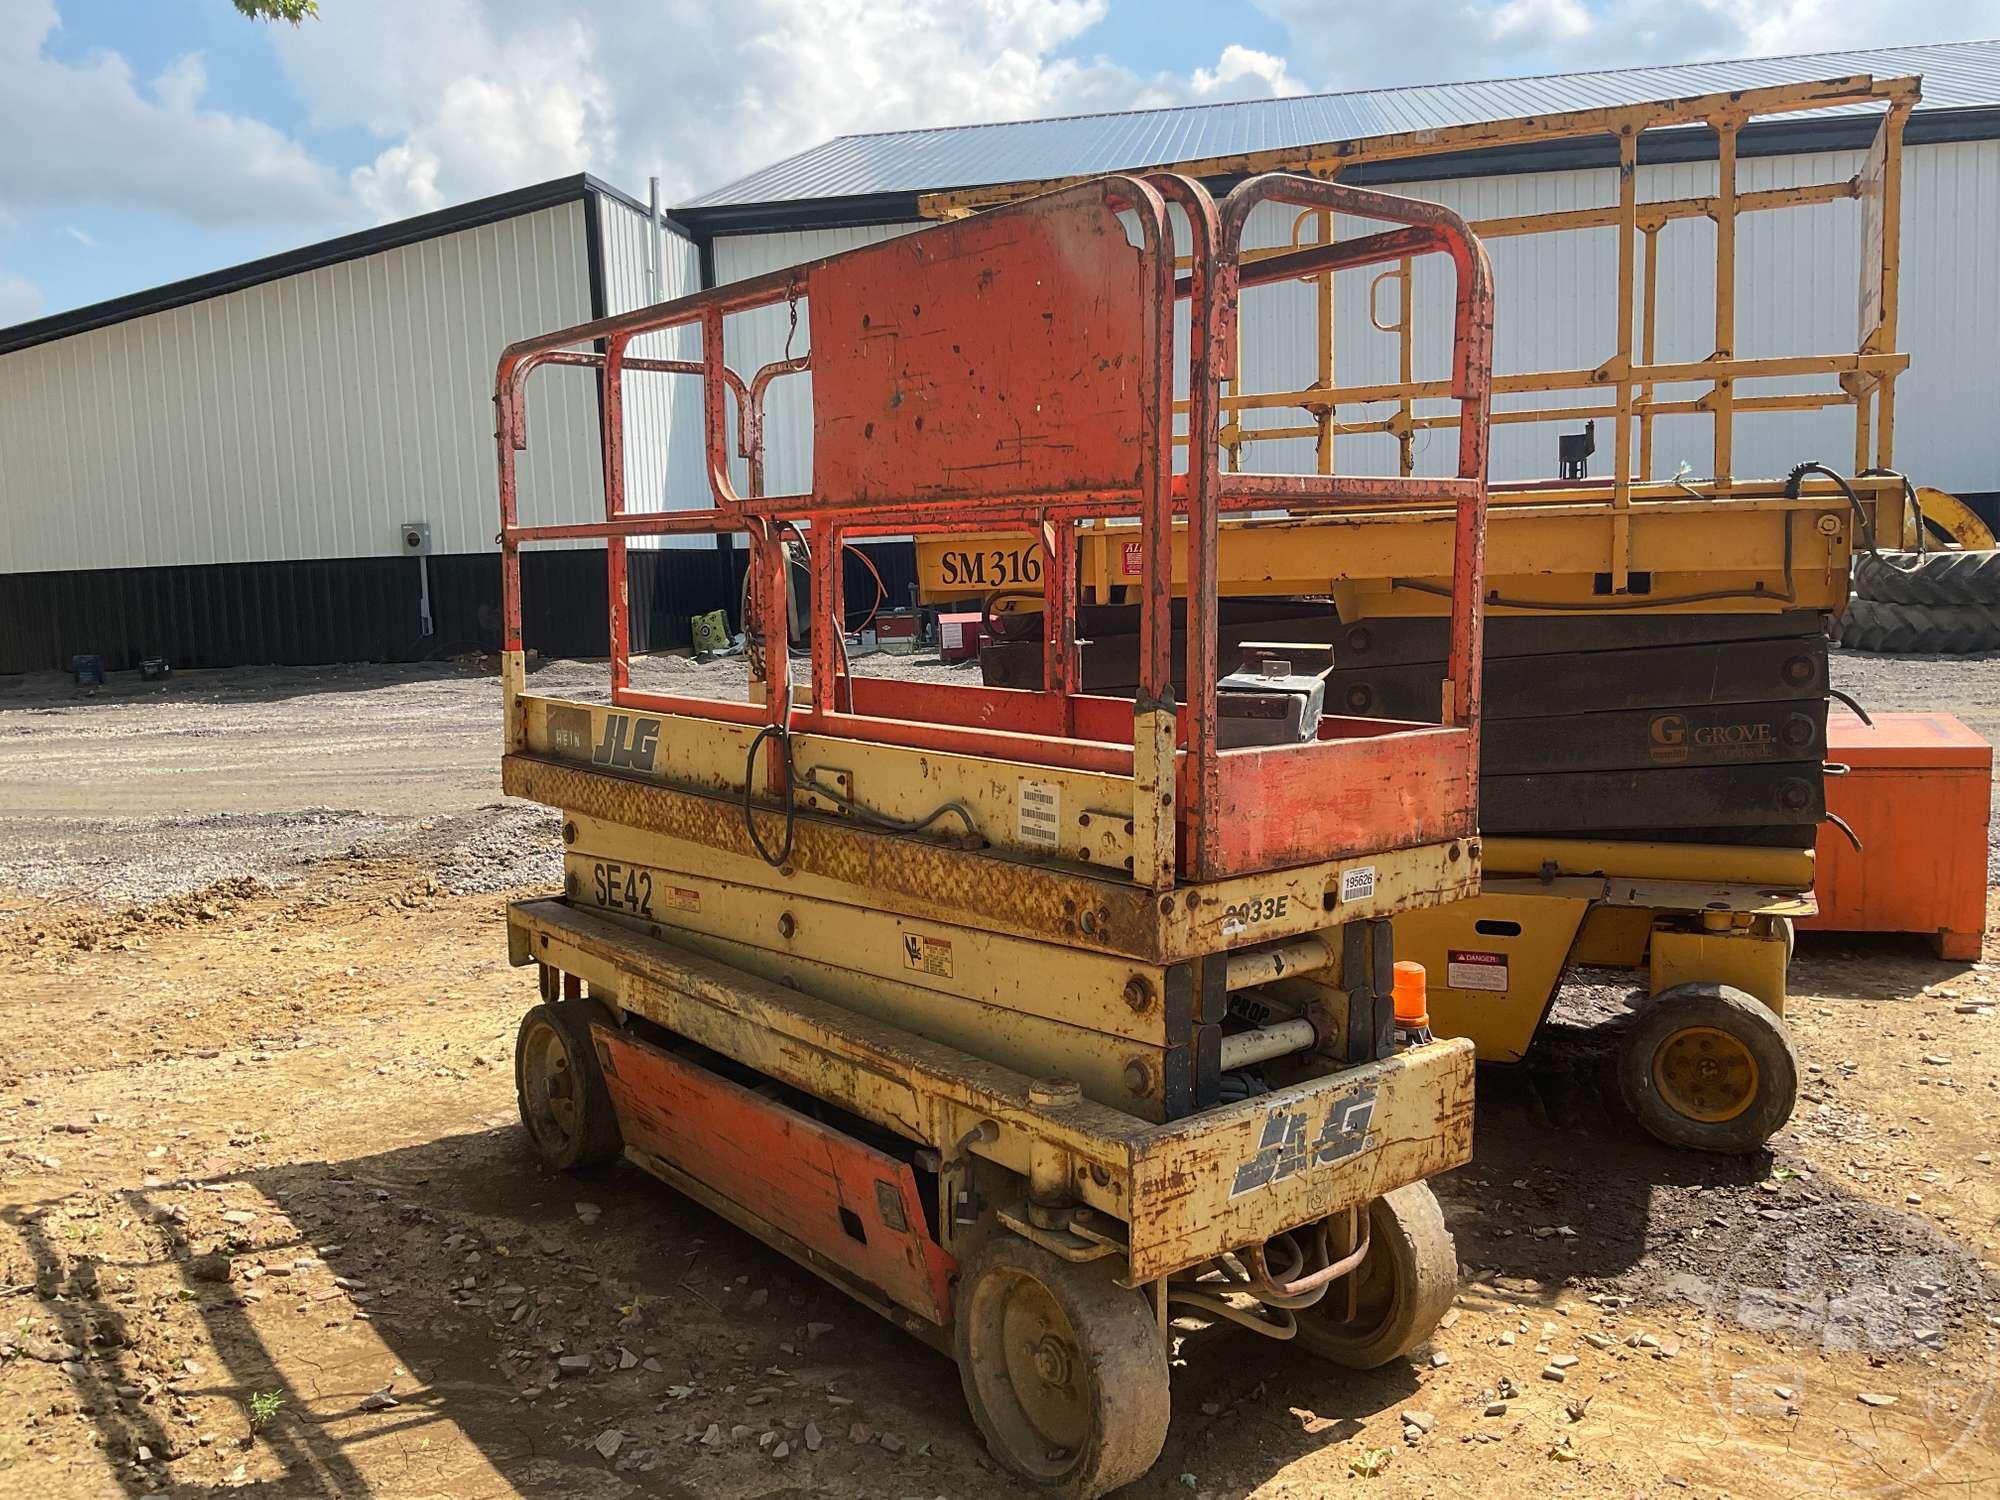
[
  {"left": 0, "top": 175, "right": 724, "bottom": 673},
  {"left": 4, "top": 39, "right": 1998, "bottom": 673}
]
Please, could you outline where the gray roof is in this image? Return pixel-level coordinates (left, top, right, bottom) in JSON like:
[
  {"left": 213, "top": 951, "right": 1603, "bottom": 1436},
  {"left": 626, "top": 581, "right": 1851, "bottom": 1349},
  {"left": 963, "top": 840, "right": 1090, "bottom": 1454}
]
[{"left": 684, "top": 38, "right": 2000, "bottom": 209}]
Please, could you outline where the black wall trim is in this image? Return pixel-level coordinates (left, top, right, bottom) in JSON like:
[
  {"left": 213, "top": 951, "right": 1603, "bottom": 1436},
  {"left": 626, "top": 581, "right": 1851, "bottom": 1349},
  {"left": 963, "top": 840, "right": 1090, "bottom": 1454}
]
[
  {"left": 582, "top": 186, "right": 610, "bottom": 324},
  {"left": 0, "top": 541, "right": 921, "bottom": 676},
  {"left": 0, "top": 172, "right": 691, "bottom": 359},
  {"left": 677, "top": 190, "right": 926, "bottom": 239},
  {"left": 1334, "top": 105, "right": 2000, "bottom": 188}
]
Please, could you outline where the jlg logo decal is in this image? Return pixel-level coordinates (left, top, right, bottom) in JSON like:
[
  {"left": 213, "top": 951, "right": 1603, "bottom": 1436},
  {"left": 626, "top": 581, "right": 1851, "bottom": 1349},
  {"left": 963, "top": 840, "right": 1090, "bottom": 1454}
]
[
  {"left": 1229, "top": 1088, "right": 1377, "bottom": 1198},
  {"left": 592, "top": 713, "right": 661, "bottom": 772}
]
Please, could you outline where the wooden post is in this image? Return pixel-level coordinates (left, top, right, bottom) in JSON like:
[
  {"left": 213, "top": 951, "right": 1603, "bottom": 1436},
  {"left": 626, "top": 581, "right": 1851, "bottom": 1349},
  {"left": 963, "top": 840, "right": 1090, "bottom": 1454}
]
[
  {"left": 1712, "top": 115, "right": 1740, "bottom": 490},
  {"left": 1611, "top": 127, "right": 1637, "bottom": 589}
]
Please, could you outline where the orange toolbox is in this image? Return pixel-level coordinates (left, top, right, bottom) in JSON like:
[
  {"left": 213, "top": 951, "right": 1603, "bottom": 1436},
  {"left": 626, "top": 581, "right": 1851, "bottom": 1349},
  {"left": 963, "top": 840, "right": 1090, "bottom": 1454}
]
[{"left": 1801, "top": 711, "right": 1993, "bottom": 959}]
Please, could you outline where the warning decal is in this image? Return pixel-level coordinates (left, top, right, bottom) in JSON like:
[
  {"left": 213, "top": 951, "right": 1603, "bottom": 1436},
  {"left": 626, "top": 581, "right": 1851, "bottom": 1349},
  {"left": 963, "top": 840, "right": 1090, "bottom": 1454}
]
[
  {"left": 902, "top": 932, "right": 955, "bottom": 978},
  {"left": 1446, "top": 949, "right": 1510, "bottom": 993},
  {"left": 1018, "top": 779, "right": 1061, "bottom": 848}
]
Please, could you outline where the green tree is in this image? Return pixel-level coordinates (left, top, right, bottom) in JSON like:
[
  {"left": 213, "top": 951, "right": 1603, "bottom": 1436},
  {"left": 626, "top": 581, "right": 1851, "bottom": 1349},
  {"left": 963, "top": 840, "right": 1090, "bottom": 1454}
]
[{"left": 232, "top": 0, "right": 319, "bottom": 22}]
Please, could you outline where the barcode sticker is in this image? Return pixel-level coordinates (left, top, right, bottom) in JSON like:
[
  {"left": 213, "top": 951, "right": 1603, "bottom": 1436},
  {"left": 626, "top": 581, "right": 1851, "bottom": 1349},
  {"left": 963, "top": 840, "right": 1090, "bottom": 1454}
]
[
  {"left": 1018, "top": 779, "right": 1061, "bottom": 848},
  {"left": 1339, "top": 865, "right": 1377, "bottom": 903}
]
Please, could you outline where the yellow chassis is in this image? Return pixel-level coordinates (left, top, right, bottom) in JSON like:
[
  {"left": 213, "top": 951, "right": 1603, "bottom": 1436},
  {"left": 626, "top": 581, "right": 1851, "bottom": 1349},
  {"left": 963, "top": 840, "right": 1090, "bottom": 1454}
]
[
  {"left": 914, "top": 473, "right": 1910, "bottom": 619},
  {"left": 1394, "top": 836, "right": 1811, "bottom": 1063},
  {"left": 504, "top": 691, "right": 1478, "bottom": 1304},
  {"left": 508, "top": 897, "right": 1474, "bottom": 1294}
]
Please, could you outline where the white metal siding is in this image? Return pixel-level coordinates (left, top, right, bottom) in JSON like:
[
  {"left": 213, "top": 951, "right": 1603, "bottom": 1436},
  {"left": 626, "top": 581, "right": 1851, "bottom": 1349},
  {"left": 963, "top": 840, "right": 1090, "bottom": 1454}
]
[
  {"left": 701, "top": 140, "right": 1999, "bottom": 497},
  {"left": 0, "top": 200, "right": 601, "bottom": 574},
  {"left": 710, "top": 224, "right": 923, "bottom": 498},
  {"left": 1897, "top": 138, "right": 2000, "bottom": 495},
  {"left": 1231, "top": 141, "right": 2000, "bottom": 491},
  {"left": 595, "top": 195, "right": 709, "bottom": 545}
]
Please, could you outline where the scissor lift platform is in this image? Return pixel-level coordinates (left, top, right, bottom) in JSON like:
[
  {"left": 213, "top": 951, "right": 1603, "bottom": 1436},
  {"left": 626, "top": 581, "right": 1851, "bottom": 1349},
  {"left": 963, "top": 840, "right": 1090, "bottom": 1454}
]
[{"left": 492, "top": 168, "right": 1499, "bottom": 1495}]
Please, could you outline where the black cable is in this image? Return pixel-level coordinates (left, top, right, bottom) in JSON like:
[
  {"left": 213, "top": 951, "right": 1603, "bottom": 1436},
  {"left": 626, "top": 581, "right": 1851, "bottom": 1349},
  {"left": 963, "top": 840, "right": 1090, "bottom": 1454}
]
[
  {"left": 742, "top": 722, "right": 796, "bottom": 868},
  {"left": 1828, "top": 687, "right": 1873, "bottom": 727},
  {"left": 1858, "top": 467, "right": 1925, "bottom": 556},
  {"left": 1787, "top": 461, "right": 1879, "bottom": 558},
  {"left": 796, "top": 772, "right": 977, "bottom": 838}
]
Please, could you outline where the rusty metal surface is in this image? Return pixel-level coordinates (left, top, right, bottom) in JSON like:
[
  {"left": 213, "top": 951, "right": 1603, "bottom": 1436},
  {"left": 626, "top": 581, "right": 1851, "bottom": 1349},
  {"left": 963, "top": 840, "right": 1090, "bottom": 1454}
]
[
  {"left": 595, "top": 1021, "right": 956, "bottom": 1323},
  {"left": 1187, "top": 175, "right": 1492, "bottom": 876},
  {"left": 512, "top": 895, "right": 1477, "bottom": 1283},
  {"left": 1124, "top": 1036, "right": 1476, "bottom": 1282},
  {"left": 508, "top": 751, "right": 1156, "bottom": 958},
  {"left": 495, "top": 170, "right": 1493, "bottom": 890},
  {"left": 810, "top": 193, "right": 1148, "bottom": 502},
  {"left": 507, "top": 754, "right": 1477, "bottom": 963}
]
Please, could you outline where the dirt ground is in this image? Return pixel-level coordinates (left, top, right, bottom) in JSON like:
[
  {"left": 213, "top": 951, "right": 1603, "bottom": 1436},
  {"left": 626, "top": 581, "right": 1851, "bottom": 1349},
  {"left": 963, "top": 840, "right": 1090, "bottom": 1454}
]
[{"left": 3, "top": 645, "right": 1999, "bottom": 1499}]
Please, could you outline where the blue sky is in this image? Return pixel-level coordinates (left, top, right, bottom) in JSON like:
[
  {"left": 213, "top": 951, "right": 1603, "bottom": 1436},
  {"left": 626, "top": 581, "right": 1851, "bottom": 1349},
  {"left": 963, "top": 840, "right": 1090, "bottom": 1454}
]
[{"left": 3, "top": 0, "right": 1997, "bottom": 327}]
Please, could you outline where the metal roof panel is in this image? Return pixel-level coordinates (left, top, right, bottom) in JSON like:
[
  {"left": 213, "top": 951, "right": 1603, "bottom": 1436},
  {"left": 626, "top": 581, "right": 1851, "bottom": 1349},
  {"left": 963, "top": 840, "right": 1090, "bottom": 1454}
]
[{"left": 683, "top": 39, "right": 2000, "bottom": 209}]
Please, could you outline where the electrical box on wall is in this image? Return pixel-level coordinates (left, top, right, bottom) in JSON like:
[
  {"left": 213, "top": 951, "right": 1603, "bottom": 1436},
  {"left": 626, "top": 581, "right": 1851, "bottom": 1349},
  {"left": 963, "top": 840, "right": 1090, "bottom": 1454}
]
[{"left": 402, "top": 520, "right": 434, "bottom": 636}]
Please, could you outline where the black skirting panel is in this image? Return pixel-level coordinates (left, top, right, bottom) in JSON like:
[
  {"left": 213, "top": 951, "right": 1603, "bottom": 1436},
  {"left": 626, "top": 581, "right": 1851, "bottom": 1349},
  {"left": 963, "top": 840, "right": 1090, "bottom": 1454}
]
[{"left": 0, "top": 540, "right": 921, "bottom": 675}]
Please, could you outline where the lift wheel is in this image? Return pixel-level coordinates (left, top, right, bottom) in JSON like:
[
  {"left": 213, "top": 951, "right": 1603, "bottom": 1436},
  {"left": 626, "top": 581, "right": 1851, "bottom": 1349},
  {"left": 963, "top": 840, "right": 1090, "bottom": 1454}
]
[
  {"left": 1619, "top": 982, "right": 1799, "bottom": 1154},
  {"left": 1292, "top": 1182, "right": 1457, "bottom": 1368},
  {"left": 515, "top": 1000, "right": 623, "bottom": 1171},
  {"left": 953, "top": 1232, "right": 1170, "bottom": 1498}
]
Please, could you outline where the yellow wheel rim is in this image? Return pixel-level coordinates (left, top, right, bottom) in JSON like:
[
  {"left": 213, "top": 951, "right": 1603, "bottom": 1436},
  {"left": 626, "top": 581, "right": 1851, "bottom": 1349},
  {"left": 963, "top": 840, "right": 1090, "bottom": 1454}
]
[{"left": 1652, "top": 1025, "right": 1760, "bottom": 1124}]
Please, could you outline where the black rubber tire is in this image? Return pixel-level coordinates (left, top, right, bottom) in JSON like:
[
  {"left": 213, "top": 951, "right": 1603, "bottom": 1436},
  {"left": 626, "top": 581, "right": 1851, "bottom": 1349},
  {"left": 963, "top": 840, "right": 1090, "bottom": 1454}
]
[
  {"left": 514, "top": 999, "right": 623, "bottom": 1172},
  {"left": 1852, "top": 548, "right": 2000, "bottom": 608},
  {"left": 1292, "top": 1183, "right": 1457, "bottom": 1369},
  {"left": 952, "top": 1233, "right": 1169, "bottom": 1499},
  {"left": 1832, "top": 597, "right": 2000, "bottom": 654},
  {"left": 1619, "top": 983, "right": 1798, "bottom": 1155}
]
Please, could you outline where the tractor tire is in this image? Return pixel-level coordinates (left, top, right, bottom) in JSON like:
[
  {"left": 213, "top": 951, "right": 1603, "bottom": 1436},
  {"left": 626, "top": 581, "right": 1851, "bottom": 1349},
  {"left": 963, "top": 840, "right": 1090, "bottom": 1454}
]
[
  {"left": 1831, "top": 597, "right": 2000, "bottom": 654},
  {"left": 1852, "top": 548, "right": 2000, "bottom": 608}
]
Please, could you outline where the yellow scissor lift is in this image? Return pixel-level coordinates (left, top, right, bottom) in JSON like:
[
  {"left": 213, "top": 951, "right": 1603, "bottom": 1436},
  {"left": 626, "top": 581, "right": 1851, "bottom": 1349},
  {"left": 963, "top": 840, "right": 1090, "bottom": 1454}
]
[
  {"left": 496, "top": 172, "right": 1500, "bottom": 1495},
  {"left": 915, "top": 71, "right": 1932, "bottom": 1154}
]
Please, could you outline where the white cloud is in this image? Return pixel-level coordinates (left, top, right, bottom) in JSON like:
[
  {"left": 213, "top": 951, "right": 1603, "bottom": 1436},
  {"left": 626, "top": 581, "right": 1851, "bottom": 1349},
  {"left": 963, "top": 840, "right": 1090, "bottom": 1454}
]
[
  {"left": 266, "top": 0, "right": 614, "bottom": 220},
  {"left": 268, "top": 0, "right": 1308, "bottom": 214},
  {"left": 1488, "top": 0, "right": 1593, "bottom": 45},
  {"left": 0, "top": 270, "right": 44, "bottom": 325},
  {"left": 11, "top": 0, "right": 1984, "bottom": 257},
  {"left": 1190, "top": 44, "right": 1305, "bottom": 100},
  {"left": 61, "top": 224, "right": 96, "bottom": 248},
  {"left": 1697, "top": 0, "right": 1999, "bottom": 57},
  {"left": 260, "top": 0, "right": 2000, "bottom": 221},
  {"left": 0, "top": 0, "right": 347, "bottom": 227},
  {"left": 1253, "top": 0, "right": 2000, "bottom": 90}
]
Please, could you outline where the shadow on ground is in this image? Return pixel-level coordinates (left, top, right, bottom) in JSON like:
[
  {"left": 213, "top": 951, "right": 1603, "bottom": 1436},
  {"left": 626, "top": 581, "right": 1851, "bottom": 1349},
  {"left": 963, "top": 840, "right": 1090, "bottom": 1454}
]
[{"left": 16, "top": 998, "right": 1887, "bottom": 1498}]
